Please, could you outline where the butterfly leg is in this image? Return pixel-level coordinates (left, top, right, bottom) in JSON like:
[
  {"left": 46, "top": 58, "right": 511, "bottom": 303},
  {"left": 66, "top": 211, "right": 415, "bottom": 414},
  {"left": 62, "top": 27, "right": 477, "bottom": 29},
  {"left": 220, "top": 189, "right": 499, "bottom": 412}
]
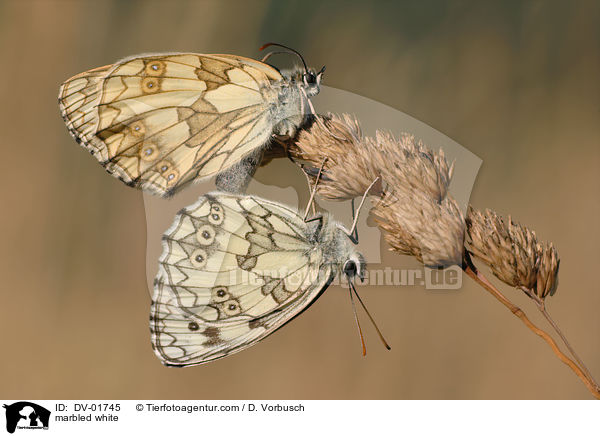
[
  {"left": 303, "top": 157, "right": 328, "bottom": 221},
  {"left": 346, "top": 176, "right": 381, "bottom": 243},
  {"left": 350, "top": 198, "right": 359, "bottom": 242},
  {"left": 215, "top": 148, "right": 264, "bottom": 193}
]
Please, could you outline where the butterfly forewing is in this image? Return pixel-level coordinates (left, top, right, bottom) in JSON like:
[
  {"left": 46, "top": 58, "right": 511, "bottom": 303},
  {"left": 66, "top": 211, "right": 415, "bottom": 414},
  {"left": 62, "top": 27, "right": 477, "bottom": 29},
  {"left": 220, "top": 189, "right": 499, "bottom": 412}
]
[
  {"left": 59, "top": 53, "right": 300, "bottom": 196},
  {"left": 150, "top": 192, "right": 334, "bottom": 366}
]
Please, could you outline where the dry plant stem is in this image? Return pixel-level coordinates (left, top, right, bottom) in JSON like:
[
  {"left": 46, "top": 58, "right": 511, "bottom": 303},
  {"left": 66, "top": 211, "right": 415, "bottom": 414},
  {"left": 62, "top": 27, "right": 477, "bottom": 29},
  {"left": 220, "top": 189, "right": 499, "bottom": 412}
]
[
  {"left": 519, "top": 286, "right": 599, "bottom": 390},
  {"left": 463, "top": 253, "right": 600, "bottom": 399}
]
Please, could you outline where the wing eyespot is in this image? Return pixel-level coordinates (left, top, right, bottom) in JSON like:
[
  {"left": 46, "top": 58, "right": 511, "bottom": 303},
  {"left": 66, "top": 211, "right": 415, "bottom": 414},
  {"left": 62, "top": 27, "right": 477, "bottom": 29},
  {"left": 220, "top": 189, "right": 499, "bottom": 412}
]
[
  {"left": 208, "top": 204, "right": 224, "bottom": 225},
  {"left": 129, "top": 121, "right": 146, "bottom": 137},
  {"left": 140, "top": 143, "right": 159, "bottom": 161},
  {"left": 196, "top": 224, "right": 216, "bottom": 245},
  {"left": 165, "top": 170, "right": 179, "bottom": 186},
  {"left": 220, "top": 299, "right": 242, "bottom": 316},
  {"left": 154, "top": 160, "right": 180, "bottom": 186},
  {"left": 145, "top": 60, "right": 166, "bottom": 76},
  {"left": 190, "top": 248, "right": 208, "bottom": 268},
  {"left": 141, "top": 77, "right": 161, "bottom": 94},
  {"left": 157, "top": 160, "right": 171, "bottom": 173},
  {"left": 211, "top": 286, "right": 230, "bottom": 303}
]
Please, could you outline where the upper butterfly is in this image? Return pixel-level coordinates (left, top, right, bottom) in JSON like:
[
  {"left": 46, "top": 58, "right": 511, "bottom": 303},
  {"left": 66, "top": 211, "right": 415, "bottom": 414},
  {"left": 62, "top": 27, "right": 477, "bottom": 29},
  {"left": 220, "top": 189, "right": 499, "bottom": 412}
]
[{"left": 58, "top": 44, "right": 324, "bottom": 196}]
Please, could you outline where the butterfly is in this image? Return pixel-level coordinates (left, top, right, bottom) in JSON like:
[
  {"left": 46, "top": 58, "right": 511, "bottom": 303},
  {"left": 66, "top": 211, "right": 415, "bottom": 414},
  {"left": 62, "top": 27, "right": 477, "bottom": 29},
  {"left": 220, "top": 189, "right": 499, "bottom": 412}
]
[
  {"left": 58, "top": 44, "right": 325, "bottom": 196},
  {"left": 149, "top": 191, "right": 367, "bottom": 366}
]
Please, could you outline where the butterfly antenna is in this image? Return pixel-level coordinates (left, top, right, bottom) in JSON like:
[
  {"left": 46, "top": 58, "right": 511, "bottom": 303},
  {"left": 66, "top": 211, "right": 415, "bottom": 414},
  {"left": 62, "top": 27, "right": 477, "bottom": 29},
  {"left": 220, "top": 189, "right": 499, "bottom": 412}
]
[
  {"left": 260, "top": 50, "right": 290, "bottom": 63},
  {"left": 348, "top": 283, "right": 367, "bottom": 356},
  {"left": 348, "top": 176, "right": 381, "bottom": 240},
  {"left": 303, "top": 157, "right": 328, "bottom": 221},
  {"left": 260, "top": 42, "right": 308, "bottom": 73},
  {"left": 349, "top": 281, "right": 391, "bottom": 351}
]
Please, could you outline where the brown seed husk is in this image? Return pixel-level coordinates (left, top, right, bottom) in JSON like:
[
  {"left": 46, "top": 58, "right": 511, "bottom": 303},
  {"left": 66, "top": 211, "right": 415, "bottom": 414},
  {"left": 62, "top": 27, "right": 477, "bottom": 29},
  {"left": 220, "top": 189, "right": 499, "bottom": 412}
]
[
  {"left": 288, "top": 114, "right": 381, "bottom": 200},
  {"left": 466, "top": 207, "right": 560, "bottom": 299},
  {"left": 372, "top": 191, "right": 465, "bottom": 268}
]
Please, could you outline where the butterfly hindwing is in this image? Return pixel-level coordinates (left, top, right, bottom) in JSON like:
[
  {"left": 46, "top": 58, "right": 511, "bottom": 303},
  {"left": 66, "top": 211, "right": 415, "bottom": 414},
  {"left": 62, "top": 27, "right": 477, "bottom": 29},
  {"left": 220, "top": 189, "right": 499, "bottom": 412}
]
[
  {"left": 150, "top": 192, "right": 334, "bottom": 366},
  {"left": 59, "top": 53, "right": 294, "bottom": 196}
]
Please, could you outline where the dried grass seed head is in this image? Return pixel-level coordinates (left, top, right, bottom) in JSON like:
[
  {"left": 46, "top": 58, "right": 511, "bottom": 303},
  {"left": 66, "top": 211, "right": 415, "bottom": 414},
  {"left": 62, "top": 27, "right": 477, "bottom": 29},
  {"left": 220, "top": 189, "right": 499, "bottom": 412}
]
[
  {"left": 372, "top": 191, "right": 465, "bottom": 268},
  {"left": 290, "top": 113, "right": 454, "bottom": 202},
  {"left": 372, "top": 130, "right": 453, "bottom": 203},
  {"left": 466, "top": 207, "right": 560, "bottom": 299},
  {"left": 290, "top": 113, "right": 382, "bottom": 200}
]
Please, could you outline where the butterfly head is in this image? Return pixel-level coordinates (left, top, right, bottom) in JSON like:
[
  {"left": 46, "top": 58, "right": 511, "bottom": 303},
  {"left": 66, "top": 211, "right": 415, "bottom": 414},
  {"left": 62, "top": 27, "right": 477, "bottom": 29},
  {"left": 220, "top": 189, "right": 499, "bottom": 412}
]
[
  {"left": 260, "top": 42, "right": 325, "bottom": 98},
  {"left": 312, "top": 214, "right": 367, "bottom": 283},
  {"left": 302, "top": 66, "right": 325, "bottom": 98},
  {"left": 343, "top": 252, "right": 367, "bottom": 283},
  {"left": 333, "top": 221, "right": 367, "bottom": 283}
]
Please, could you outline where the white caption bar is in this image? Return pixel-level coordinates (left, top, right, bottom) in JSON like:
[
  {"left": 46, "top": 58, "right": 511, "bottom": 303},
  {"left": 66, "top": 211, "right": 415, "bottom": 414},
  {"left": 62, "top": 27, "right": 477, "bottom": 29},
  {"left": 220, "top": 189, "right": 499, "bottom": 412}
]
[{"left": 1, "top": 400, "right": 597, "bottom": 435}]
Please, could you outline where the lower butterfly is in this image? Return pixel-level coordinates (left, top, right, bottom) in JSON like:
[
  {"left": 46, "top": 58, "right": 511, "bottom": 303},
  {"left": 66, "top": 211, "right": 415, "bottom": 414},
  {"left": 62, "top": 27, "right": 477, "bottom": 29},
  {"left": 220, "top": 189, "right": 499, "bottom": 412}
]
[
  {"left": 150, "top": 191, "right": 368, "bottom": 366},
  {"left": 58, "top": 44, "right": 324, "bottom": 195}
]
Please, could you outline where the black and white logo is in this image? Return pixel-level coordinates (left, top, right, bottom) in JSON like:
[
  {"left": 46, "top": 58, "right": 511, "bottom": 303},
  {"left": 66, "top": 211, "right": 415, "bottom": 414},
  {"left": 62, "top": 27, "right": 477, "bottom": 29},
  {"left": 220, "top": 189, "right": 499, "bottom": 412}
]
[{"left": 3, "top": 402, "right": 50, "bottom": 433}]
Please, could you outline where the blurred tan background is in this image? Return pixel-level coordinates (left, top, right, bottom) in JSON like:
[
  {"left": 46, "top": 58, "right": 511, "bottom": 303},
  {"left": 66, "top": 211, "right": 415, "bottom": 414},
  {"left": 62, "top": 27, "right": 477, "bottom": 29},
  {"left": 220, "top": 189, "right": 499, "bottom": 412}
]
[{"left": 0, "top": 0, "right": 598, "bottom": 399}]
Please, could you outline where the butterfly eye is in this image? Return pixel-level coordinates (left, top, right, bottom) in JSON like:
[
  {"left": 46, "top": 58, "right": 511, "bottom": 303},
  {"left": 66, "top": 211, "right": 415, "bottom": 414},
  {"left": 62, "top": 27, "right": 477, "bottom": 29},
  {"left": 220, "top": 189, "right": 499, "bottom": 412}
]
[
  {"left": 343, "top": 260, "right": 358, "bottom": 279},
  {"left": 303, "top": 72, "right": 316, "bottom": 85}
]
